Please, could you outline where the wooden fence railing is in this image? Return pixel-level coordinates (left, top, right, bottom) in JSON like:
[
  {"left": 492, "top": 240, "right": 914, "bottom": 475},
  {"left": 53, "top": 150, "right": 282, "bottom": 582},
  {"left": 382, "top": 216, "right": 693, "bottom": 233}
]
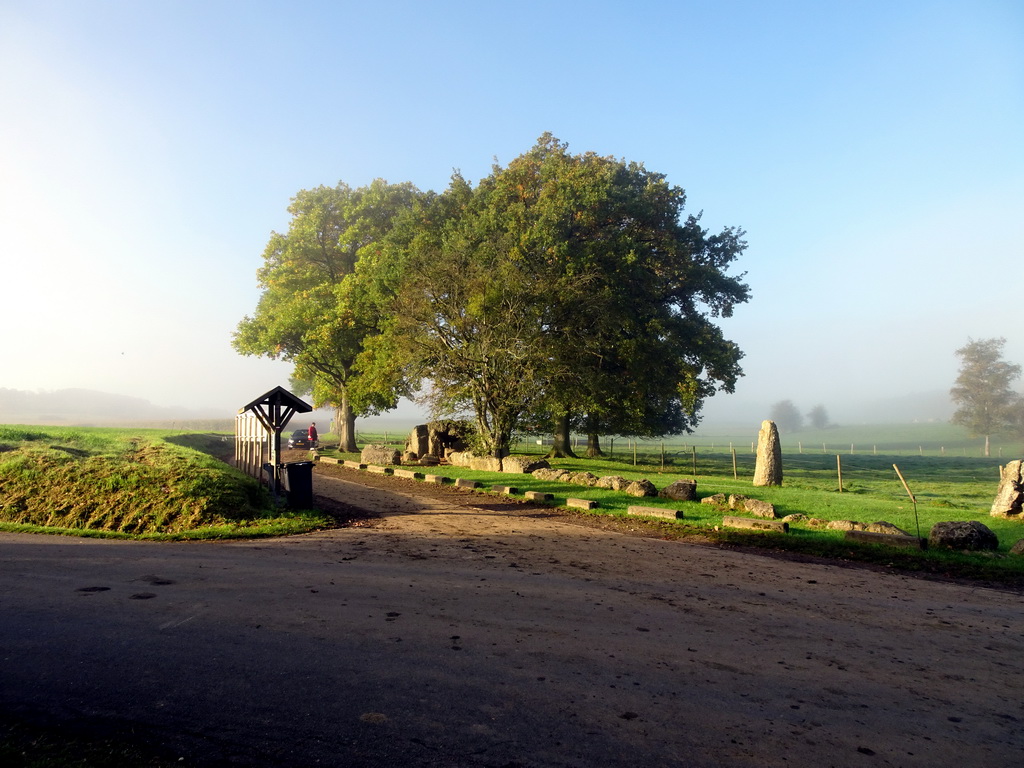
[{"left": 234, "top": 412, "right": 270, "bottom": 481}]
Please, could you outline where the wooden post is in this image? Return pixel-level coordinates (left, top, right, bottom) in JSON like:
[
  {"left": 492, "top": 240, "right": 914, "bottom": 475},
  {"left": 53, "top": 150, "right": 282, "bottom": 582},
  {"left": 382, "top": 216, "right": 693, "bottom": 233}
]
[
  {"left": 692, "top": 446, "right": 697, "bottom": 479},
  {"left": 731, "top": 447, "right": 738, "bottom": 480},
  {"left": 661, "top": 441, "right": 665, "bottom": 470},
  {"left": 836, "top": 454, "right": 843, "bottom": 493},
  {"left": 850, "top": 443, "right": 854, "bottom": 455},
  {"left": 893, "top": 464, "right": 921, "bottom": 539},
  {"left": 822, "top": 442, "right": 826, "bottom": 454},
  {"left": 632, "top": 440, "right": 637, "bottom": 466},
  {"left": 798, "top": 441, "right": 802, "bottom": 454},
  {"left": 610, "top": 437, "right": 614, "bottom": 458}
]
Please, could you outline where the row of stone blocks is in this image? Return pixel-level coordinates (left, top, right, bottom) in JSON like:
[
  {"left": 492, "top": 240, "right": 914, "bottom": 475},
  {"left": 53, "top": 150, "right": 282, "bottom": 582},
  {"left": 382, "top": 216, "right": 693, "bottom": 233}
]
[{"left": 327, "top": 456, "right": 710, "bottom": 518}]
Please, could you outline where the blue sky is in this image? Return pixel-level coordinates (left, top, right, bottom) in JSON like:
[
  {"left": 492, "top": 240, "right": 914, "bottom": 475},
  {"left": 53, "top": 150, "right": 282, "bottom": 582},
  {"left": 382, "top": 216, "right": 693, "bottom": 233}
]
[{"left": 1, "top": 0, "right": 1022, "bottom": 426}]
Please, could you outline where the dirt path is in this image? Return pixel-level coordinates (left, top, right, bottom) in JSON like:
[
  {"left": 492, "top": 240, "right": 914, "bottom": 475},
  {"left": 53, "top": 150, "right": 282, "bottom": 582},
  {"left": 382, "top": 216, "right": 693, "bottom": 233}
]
[
  {"left": 1, "top": 462, "right": 1022, "bottom": 767},
  {"left": 309, "top": 463, "right": 1024, "bottom": 766}
]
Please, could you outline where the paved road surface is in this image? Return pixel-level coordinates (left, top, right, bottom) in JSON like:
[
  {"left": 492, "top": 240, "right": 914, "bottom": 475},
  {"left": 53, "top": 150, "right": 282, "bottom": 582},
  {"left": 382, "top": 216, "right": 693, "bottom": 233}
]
[{"left": 2, "top": 468, "right": 1023, "bottom": 767}]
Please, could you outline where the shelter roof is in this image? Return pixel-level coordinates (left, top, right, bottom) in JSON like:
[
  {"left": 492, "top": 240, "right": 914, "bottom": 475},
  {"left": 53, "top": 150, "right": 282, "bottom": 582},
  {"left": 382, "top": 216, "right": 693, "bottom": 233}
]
[{"left": 239, "top": 386, "right": 313, "bottom": 415}]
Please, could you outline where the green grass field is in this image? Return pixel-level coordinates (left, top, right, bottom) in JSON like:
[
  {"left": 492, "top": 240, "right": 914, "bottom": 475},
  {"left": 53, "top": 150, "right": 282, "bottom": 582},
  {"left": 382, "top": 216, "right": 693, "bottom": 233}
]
[{"left": 0, "top": 425, "right": 331, "bottom": 539}]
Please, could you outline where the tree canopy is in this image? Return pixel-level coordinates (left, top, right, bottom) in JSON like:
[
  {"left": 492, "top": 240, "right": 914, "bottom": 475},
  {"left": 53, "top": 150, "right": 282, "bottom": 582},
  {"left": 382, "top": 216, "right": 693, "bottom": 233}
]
[
  {"left": 233, "top": 180, "right": 420, "bottom": 450},
  {"left": 950, "top": 337, "right": 1021, "bottom": 456},
  {"left": 365, "top": 135, "right": 749, "bottom": 457},
  {"left": 769, "top": 400, "right": 804, "bottom": 433},
  {"left": 235, "top": 136, "right": 751, "bottom": 458}
]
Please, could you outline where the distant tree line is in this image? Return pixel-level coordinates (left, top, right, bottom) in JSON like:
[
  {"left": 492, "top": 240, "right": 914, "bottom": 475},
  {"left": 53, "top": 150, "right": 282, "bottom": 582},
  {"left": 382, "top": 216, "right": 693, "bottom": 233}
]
[
  {"left": 768, "top": 400, "right": 830, "bottom": 432},
  {"left": 233, "top": 135, "right": 751, "bottom": 457}
]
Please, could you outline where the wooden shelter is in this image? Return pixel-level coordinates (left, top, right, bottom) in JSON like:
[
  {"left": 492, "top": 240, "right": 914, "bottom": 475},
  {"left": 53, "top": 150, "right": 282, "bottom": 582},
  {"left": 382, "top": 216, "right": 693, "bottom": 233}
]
[{"left": 236, "top": 386, "right": 312, "bottom": 494}]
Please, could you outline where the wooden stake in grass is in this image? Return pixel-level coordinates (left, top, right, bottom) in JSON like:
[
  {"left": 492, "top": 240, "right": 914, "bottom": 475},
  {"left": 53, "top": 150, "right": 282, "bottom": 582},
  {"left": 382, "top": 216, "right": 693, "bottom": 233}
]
[
  {"left": 893, "top": 464, "right": 922, "bottom": 540},
  {"left": 661, "top": 441, "right": 665, "bottom": 470},
  {"left": 731, "top": 447, "right": 738, "bottom": 480},
  {"left": 836, "top": 454, "right": 843, "bottom": 493},
  {"left": 692, "top": 445, "right": 697, "bottom": 479}
]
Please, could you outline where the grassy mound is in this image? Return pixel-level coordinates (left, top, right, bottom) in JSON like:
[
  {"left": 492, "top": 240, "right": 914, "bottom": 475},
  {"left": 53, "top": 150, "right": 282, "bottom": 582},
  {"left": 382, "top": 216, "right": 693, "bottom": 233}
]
[{"left": 0, "top": 426, "right": 331, "bottom": 539}]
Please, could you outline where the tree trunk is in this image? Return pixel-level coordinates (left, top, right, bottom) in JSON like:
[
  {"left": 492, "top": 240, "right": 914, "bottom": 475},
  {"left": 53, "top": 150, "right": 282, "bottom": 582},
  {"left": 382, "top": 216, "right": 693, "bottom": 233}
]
[
  {"left": 586, "top": 433, "right": 605, "bottom": 457},
  {"left": 336, "top": 394, "right": 358, "bottom": 453},
  {"left": 546, "top": 412, "right": 577, "bottom": 459}
]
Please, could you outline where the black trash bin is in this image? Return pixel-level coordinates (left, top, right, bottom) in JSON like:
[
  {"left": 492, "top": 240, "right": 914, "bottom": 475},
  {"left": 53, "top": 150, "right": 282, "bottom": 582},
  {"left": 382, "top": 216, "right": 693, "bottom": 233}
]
[{"left": 283, "top": 461, "right": 314, "bottom": 508}]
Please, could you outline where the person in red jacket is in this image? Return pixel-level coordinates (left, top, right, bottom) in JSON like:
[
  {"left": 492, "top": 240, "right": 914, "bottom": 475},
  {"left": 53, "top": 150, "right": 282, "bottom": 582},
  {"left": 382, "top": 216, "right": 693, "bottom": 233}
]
[{"left": 307, "top": 422, "right": 318, "bottom": 447}]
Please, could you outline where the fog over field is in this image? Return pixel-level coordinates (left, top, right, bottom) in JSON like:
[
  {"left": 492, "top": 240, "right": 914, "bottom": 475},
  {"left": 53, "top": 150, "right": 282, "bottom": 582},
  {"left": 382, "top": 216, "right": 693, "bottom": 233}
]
[{"left": 2, "top": 2, "right": 1020, "bottom": 427}]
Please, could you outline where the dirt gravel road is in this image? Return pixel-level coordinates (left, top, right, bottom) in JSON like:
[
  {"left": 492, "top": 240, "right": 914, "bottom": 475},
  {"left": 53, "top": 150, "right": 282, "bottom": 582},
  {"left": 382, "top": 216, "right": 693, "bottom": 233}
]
[{"left": 2, "top": 463, "right": 1023, "bottom": 767}]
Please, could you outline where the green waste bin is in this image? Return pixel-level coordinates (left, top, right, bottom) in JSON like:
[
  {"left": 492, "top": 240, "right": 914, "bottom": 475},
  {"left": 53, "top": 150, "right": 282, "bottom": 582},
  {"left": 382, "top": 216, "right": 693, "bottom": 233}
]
[{"left": 283, "top": 461, "right": 314, "bottom": 508}]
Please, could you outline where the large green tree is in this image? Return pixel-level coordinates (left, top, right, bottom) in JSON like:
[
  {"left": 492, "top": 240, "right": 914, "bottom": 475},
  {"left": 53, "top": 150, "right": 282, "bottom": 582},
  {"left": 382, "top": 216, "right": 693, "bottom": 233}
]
[
  {"left": 369, "top": 135, "right": 749, "bottom": 457},
  {"left": 464, "top": 135, "right": 749, "bottom": 457},
  {"left": 233, "top": 180, "right": 420, "bottom": 451},
  {"left": 950, "top": 337, "right": 1022, "bottom": 456}
]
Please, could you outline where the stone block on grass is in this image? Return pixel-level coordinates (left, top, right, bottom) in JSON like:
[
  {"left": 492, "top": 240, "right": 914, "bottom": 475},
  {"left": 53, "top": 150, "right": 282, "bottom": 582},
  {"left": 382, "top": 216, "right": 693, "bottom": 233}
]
[
  {"left": 627, "top": 505, "right": 683, "bottom": 521},
  {"left": 343, "top": 460, "right": 367, "bottom": 470},
  {"left": 525, "top": 491, "right": 553, "bottom": 502},
  {"left": 491, "top": 485, "right": 519, "bottom": 495},
  {"left": 393, "top": 469, "right": 424, "bottom": 480},
  {"left": 567, "top": 498, "right": 598, "bottom": 510},
  {"left": 455, "top": 478, "right": 481, "bottom": 490},
  {"left": 422, "top": 474, "right": 450, "bottom": 484},
  {"left": 366, "top": 465, "right": 393, "bottom": 475},
  {"left": 845, "top": 530, "right": 925, "bottom": 549},
  {"left": 721, "top": 515, "right": 788, "bottom": 533}
]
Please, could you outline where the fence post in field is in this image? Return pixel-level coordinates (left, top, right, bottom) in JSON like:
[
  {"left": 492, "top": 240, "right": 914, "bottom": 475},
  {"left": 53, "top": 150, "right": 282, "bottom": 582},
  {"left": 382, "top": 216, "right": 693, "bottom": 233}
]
[
  {"left": 633, "top": 440, "right": 637, "bottom": 466},
  {"left": 692, "top": 446, "right": 697, "bottom": 479},
  {"left": 731, "top": 447, "right": 738, "bottom": 480},
  {"left": 798, "top": 441, "right": 802, "bottom": 454},
  {"left": 822, "top": 443, "right": 826, "bottom": 454},
  {"left": 851, "top": 443, "right": 854, "bottom": 455},
  {"left": 836, "top": 454, "right": 844, "bottom": 493},
  {"left": 893, "top": 464, "right": 922, "bottom": 539},
  {"left": 661, "top": 441, "right": 665, "bottom": 470}
]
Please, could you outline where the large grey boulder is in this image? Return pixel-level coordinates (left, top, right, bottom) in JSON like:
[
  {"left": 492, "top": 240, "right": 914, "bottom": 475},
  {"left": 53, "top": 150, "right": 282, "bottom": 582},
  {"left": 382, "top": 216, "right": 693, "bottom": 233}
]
[
  {"left": 659, "top": 480, "right": 697, "bottom": 502},
  {"left": 502, "top": 456, "right": 550, "bottom": 474},
  {"left": 753, "top": 420, "right": 783, "bottom": 487},
  {"left": 360, "top": 445, "right": 401, "bottom": 466},
  {"left": 469, "top": 456, "right": 503, "bottom": 472},
  {"left": 568, "top": 471, "right": 600, "bottom": 487},
  {"left": 729, "top": 494, "right": 777, "bottom": 519},
  {"left": 624, "top": 479, "right": 657, "bottom": 498},
  {"left": 929, "top": 520, "right": 999, "bottom": 551},
  {"left": 990, "top": 460, "right": 1024, "bottom": 518},
  {"left": 595, "top": 475, "right": 630, "bottom": 491}
]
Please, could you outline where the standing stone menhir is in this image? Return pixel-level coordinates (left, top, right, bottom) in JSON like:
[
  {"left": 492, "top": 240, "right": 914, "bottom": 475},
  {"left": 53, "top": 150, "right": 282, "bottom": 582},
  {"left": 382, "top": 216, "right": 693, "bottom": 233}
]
[{"left": 753, "top": 420, "right": 782, "bottom": 487}]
